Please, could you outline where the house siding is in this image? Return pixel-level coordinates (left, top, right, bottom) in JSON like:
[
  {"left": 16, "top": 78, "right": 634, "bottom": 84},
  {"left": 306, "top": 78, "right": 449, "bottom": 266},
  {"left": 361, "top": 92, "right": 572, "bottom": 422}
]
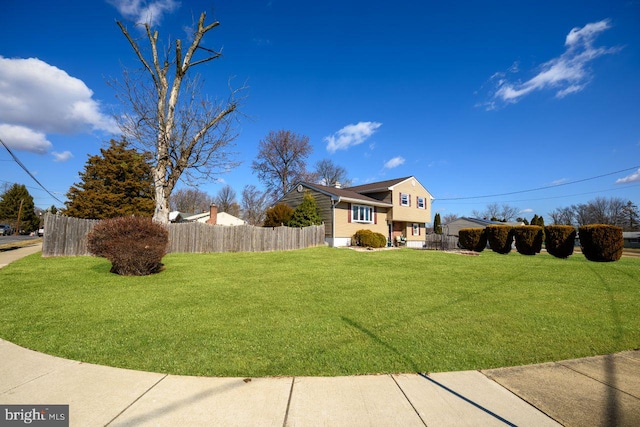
[
  {"left": 390, "top": 179, "right": 432, "bottom": 224},
  {"left": 280, "top": 188, "right": 334, "bottom": 239},
  {"left": 334, "top": 202, "right": 389, "bottom": 243}
]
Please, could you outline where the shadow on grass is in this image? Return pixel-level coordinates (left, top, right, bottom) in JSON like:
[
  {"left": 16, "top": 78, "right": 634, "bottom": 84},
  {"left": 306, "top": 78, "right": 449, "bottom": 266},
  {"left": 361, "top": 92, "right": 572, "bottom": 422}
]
[{"left": 587, "top": 264, "right": 624, "bottom": 427}]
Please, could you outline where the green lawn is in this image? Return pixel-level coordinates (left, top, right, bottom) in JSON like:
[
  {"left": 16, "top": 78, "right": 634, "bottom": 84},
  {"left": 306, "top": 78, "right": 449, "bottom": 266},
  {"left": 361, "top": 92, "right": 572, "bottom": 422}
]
[{"left": 1, "top": 247, "right": 638, "bottom": 377}]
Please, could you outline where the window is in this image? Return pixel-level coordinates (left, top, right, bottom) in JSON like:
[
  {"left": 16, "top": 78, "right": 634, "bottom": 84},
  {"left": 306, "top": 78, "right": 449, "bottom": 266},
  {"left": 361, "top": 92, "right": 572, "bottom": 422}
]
[
  {"left": 400, "top": 193, "right": 410, "bottom": 206},
  {"left": 352, "top": 204, "right": 374, "bottom": 223},
  {"left": 412, "top": 223, "right": 420, "bottom": 236},
  {"left": 417, "top": 197, "right": 425, "bottom": 209}
]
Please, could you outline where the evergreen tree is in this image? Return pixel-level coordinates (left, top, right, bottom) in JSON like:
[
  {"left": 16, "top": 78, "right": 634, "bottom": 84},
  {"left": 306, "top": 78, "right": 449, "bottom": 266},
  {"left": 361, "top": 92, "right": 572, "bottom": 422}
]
[
  {"left": 433, "top": 213, "right": 442, "bottom": 234},
  {"left": 64, "top": 140, "right": 155, "bottom": 219},
  {"left": 288, "top": 191, "right": 323, "bottom": 227},
  {"left": 263, "top": 203, "right": 294, "bottom": 227},
  {"left": 0, "top": 184, "right": 39, "bottom": 233}
]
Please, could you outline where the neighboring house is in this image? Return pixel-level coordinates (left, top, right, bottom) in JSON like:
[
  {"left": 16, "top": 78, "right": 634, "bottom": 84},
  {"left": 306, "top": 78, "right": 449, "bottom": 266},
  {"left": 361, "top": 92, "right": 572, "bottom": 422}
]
[
  {"left": 444, "top": 217, "right": 524, "bottom": 239},
  {"left": 623, "top": 231, "right": 640, "bottom": 248},
  {"left": 279, "top": 176, "right": 433, "bottom": 248},
  {"left": 169, "top": 211, "right": 192, "bottom": 223},
  {"left": 184, "top": 204, "right": 247, "bottom": 226}
]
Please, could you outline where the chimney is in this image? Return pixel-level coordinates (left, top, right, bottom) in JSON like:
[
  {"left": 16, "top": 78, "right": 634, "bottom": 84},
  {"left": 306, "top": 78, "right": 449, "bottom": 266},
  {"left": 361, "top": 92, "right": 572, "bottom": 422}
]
[
  {"left": 206, "top": 203, "right": 217, "bottom": 225},
  {"left": 333, "top": 181, "right": 341, "bottom": 189}
]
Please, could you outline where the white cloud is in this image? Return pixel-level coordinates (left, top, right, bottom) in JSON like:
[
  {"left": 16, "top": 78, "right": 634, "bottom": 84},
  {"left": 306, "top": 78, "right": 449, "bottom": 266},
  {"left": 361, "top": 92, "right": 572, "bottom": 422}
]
[
  {"left": 325, "top": 121, "right": 382, "bottom": 153},
  {"left": 384, "top": 156, "right": 405, "bottom": 169},
  {"left": 52, "top": 151, "right": 74, "bottom": 162},
  {"left": 108, "top": 0, "right": 180, "bottom": 26},
  {"left": 551, "top": 178, "right": 568, "bottom": 185},
  {"left": 0, "top": 57, "right": 118, "bottom": 154},
  {"left": 615, "top": 168, "right": 640, "bottom": 184},
  {"left": 0, "top": 124, "right": 52, "bottom": 154},
  {"left": 519, "top": 208, "right": 534, "bottom": 214},
  {"left": 484, "top": 19, "right": 619, "bottom": 108}
]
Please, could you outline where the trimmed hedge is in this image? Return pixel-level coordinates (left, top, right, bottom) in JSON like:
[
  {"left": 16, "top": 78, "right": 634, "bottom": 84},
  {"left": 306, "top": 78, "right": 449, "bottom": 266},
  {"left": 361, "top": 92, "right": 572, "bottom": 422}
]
[
  {"left": 87, "top": 216, "right": 169, "bottom": 275},
  {"left": 352, "top": 229, "right": 387, "bottom": 248},
  {"left": 513, "top": 226, "right": 543, "bottom": 255},
  {"left": 458, "top": 228, "right": 487, "bottom": 252},
  {"left": 544, "top": 225, "right": 576, "bottom": 259},
  {"left": 578, "top": 224, "right": 624, "bottom": 262},
  {"left": 485, "top": 225, "right": 513, "bottom": 254}
]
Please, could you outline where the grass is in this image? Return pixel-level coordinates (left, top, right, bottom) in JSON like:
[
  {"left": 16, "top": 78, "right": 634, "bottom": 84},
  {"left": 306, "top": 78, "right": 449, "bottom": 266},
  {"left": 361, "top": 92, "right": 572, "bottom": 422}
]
[{"left": 0, "top": 246, "right": 639, "bottom": 377}]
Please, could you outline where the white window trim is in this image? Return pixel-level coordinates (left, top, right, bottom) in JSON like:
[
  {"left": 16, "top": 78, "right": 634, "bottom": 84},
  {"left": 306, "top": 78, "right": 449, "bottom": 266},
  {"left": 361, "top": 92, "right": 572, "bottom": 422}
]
[
  {"left": 417, "top": 196, "right": 425, "bottom": 209},
  {"left": 352, "top": 204, "right": 374, "bottom": 224},
  {"left": 400, "top": 193, "right": 410, "bottom": 207},
  {"left": 412, "top": 223, "right": 420, "bottom": 236}
]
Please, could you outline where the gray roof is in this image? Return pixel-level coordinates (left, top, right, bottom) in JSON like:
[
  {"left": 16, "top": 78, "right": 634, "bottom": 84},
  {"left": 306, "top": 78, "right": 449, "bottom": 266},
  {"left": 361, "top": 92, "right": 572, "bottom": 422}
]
[{"left": 300, "top": 182, "right": 393, "bottom": 207}]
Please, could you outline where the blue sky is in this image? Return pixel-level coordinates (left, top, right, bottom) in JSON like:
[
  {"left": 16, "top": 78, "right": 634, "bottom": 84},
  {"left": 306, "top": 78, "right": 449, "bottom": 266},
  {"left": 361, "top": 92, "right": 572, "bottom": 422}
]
[{"left": 1, "top": 0, "right": 639, "bottom": 222}]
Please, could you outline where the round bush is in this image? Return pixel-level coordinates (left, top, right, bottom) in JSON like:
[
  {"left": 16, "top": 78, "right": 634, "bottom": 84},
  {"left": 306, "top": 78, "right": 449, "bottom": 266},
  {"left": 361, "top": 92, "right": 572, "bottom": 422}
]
[
  {"left": 485, "top": 225, "right": 513, "bottom": 254},
  {"left": 87, "top": 216, "right": 169, "bottom": 275},
  {"left": 544, "top": 225, "right": 576, "bottom": 259},
  {"left": 458, "top": 228, "right": 486, "bottom": 252},
  {"left": 353, "top": 229, "right": 387, "bottom": 248},
  {"left": 513, "top": 226, "right": 543, "bottom": 255},
  {"left": 578, "top": 224, "right": 623, "bottom": 262}
]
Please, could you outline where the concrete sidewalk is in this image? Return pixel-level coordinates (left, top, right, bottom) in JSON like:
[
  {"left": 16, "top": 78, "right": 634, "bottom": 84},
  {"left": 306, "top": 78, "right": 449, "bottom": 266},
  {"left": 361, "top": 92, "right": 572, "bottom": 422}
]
[
  {"left": 1, "top": 339, "right": 639, "bottom": 426},
  {"left": 1, "top": 245, "right": 639, "bottom": 425},
  {"left": 0, "top": 241, "right": 42, "bottom": 269}
]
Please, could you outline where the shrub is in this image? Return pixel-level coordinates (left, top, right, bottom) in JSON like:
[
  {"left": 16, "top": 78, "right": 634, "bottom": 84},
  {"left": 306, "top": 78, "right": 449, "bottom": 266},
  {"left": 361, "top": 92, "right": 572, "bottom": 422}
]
[
  {"left": 485, "top": 225, "right": 513, "bottom": 254},
  {"left": 263, "top": 203, "right": 294, "bottom": 227},
  {"left": 353, "top": 229, "right": 387, "bottom": 248},
  {"left": 87, "top": 216, "right": 168, "bottom": 276},
  {"left": 578, "top": 224, "right": 624, "bottom": 262},
  {"left": 544, "top": 225, "right": 576, "bottom": 259},
  {"left": 288, "top": 191, "right": 323, "bottom": 227},
  {"left": 513, "top": 226, "right": 543, "bottom": 255},
  {"left": 458, "top": 228, "right": 486, "bottom": 252}
]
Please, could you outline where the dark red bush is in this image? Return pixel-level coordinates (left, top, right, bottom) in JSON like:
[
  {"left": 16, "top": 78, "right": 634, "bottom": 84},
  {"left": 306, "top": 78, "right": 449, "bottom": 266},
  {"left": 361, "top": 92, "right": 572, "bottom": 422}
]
[
  {"left": 485, "top": 225, "right": 513, "bottom": 254},
  {"left": 544, "top": 225, "right": 576, "bottom": 259},
  {"left": 87, "top": 216, "right": 169, "bottom": 275},
  {"left": 513, "top": 226, "right": 543, "bottom": 255},
  {"left": 458, "top": 228, "right": 487, "bottom": 252},
  {"left": 578, "top": 224, "right": 623, "bottom": 262}
]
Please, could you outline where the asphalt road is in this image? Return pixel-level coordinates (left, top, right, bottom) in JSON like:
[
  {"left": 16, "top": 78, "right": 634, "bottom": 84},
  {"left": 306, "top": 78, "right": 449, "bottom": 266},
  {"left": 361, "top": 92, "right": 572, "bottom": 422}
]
[{"left": 0, "top": 235, "right": 42, "bottom": 245}]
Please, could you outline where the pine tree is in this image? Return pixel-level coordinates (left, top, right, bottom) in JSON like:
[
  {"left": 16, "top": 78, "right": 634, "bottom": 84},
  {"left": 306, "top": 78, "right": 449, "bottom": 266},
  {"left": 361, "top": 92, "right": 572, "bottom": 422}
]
[
  {"left": 433, "top": 213, "right": 442, "bottom": 234},
  {"left": 0, "top": 184, "right": 39, "bottom": 233},
  {"left": 288, "top": 191, "right": 323, "bottom": 227},
  {"left": 64, "top": 140, "right": 155, "bottom": 219}
]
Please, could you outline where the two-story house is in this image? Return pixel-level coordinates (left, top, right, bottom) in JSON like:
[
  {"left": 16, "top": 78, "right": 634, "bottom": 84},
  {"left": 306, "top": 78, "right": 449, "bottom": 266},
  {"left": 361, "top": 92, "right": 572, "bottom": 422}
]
[{"left": 279, "top": 176, "right": 433, "bottom": 247}]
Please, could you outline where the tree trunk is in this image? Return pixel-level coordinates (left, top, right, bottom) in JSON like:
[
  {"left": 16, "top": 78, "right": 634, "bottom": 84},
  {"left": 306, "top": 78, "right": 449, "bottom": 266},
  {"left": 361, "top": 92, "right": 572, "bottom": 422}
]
[{"left": 153, "top": 166, "right": 170, "bottom": 223}]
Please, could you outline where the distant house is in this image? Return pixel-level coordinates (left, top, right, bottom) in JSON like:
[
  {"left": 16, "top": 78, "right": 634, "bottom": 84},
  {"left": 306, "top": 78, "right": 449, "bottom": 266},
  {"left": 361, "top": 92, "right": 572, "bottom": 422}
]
[
  {"left": 444, "top": 217, "right": 523, "bottom": 237},
  {"left": 279, "top": 176, "right": 433, "bottom": 247},
  {"left": 184, "top": 204, "right": 246, "bottom": 226},
  {"left": 623, "top": 231, "right": 640, "bottom": 248}
]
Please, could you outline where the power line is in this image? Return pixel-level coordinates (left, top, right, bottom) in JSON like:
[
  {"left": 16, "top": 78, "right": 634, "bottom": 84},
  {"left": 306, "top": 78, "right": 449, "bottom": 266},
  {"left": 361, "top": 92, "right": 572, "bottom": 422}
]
[
  {"left": 436, "top": 166, "right": 640, "bottom": 201},
  {"left": 0, "top": 137, "right": 65, "bottom": 205},
  {"left": 440, "top": 183, "right": 640, "bottom": 205}
]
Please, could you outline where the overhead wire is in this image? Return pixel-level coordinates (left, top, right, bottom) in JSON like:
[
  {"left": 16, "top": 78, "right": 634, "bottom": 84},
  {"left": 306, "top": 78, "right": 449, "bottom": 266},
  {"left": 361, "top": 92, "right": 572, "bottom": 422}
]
[
  {"left": 436, "top": 166, "right": 640, "bottom": 201},
  {"left": 0, "top": 137, "right": 65, "bottom": 205}
]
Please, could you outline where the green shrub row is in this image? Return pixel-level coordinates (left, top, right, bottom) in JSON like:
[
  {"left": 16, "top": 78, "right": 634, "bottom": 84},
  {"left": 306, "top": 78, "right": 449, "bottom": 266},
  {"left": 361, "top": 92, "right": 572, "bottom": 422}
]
[
  {"left": 87, "top": 216, "right": 169, "bottom": 276},
  {"left": 578, "top": 224, "right": 624, "bottom": 262},
  {"left": 457, "top": 224, "right": 623, "bottom": 262},
  {"left": 513, "top": 226, "right": 543, "bottom": 255},
  {"left": 352, "top": 229, "right": 387, "bottom": 248},
  {"left": 458, "top": 228, "right": 487, "bottom": 252},
  {"left": 544, "top": 225, "right": 576, "bottom": 259}
]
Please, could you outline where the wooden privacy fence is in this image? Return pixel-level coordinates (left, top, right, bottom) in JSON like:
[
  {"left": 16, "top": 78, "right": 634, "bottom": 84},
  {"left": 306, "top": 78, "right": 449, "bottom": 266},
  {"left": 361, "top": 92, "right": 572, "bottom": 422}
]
[
  {"left": 42, "top": 214, "right": 326, "bottom": 257},
  {"left": 424, "top": 234, "right": 459, "bottom": 250}
]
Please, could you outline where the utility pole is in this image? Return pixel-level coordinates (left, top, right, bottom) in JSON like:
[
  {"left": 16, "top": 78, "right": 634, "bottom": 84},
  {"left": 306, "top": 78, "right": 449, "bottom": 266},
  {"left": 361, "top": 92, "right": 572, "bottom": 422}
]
[{"left": 15, "top": 199, "right": 23, "bottom": 236}]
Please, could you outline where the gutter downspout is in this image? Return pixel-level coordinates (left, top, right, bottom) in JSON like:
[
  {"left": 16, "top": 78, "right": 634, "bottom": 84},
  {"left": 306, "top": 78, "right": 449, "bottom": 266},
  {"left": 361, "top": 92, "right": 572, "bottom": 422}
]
[{"left": 331, "top": 198, "right": 337, "bottom": 247}]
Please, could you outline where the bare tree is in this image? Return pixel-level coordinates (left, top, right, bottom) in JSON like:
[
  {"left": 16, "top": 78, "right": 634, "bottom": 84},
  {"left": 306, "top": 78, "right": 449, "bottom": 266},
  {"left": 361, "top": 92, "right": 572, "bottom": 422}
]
[
  {"left": 548, "top": 206, "right": 574, "bottom": 225},
  {"left": 472, "top": 203, "right": 518, "bottom": 222},
  {"left": 314, "top": 159, "right": 350, "bottom": 187},
  {"left": 443, "top": 214, "right": 459, "bottom": 224},
  {"left": 214, "top": 184, "right": 240, "bottom": 216},
  {"left": 241, "top": 185, "right": 268, "bottom": 226},
  {"left": 114, "top": 12, "right": 244, "bottom": 223},
  {"left": 251, "top": 130, "right": 314, "bottom": 201},
  {"left": 170, "top": 188, "right": 214, "bottom": 213}
]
